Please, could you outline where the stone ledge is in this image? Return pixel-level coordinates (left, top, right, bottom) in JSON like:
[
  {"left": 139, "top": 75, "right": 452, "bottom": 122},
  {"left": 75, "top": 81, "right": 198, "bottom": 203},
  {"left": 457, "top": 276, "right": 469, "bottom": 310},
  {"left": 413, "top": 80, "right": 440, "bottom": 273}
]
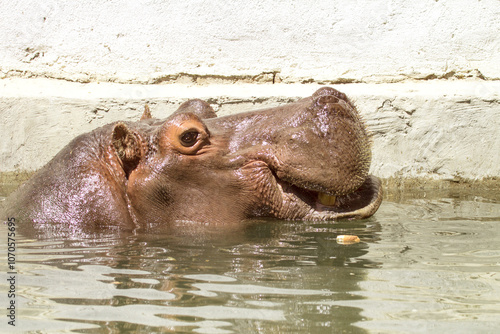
[{"left": 1, "top": 78, "right": 499, "bottom": 180}]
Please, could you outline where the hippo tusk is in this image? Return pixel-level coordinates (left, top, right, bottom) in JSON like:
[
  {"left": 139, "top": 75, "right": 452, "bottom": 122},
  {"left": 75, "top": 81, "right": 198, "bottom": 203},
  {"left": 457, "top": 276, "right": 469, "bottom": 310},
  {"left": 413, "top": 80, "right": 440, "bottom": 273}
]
[{"left": 318, "top": 193, "right": 336, "bottom": 206}]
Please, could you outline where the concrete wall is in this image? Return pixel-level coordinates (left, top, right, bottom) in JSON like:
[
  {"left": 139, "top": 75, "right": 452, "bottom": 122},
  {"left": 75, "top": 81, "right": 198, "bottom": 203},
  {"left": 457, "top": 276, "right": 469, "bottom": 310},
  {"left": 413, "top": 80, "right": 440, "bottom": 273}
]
[
  {"left": 1, "top": 0, "right": 499, "bottom": 82},
  {"left": 1, "top": 0, "right": 499, "bottom": 183}
]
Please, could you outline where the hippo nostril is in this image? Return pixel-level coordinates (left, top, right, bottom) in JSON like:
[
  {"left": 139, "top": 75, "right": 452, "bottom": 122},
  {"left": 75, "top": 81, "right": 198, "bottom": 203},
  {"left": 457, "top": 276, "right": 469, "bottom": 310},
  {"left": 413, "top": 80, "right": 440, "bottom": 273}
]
[
  {"left": 314, "top": 96, "right": 356, "bottom": 120},
  {"left": 315, "top": 95, "right": 339, "bottom": 106},
  {"left": 312, "top": 87, "right": 347, "bottom": 100}
]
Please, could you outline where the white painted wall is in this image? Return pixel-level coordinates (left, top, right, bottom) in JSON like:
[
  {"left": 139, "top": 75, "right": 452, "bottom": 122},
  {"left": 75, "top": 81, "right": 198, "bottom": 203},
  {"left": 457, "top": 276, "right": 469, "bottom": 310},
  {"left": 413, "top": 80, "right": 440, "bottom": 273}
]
[
  {"left": 1, "top": 0, "right": 498, "bottom": 83},
  {"left": 0, "top": 0, "right": 499, "bottom": 182}
]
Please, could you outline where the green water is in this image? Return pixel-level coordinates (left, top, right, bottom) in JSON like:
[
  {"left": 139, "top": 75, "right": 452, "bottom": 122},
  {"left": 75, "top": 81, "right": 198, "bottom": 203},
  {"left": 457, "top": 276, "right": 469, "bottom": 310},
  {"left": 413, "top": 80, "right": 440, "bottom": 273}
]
[{"left": 1, "top": 189, "right": 499, "bottom": 333}]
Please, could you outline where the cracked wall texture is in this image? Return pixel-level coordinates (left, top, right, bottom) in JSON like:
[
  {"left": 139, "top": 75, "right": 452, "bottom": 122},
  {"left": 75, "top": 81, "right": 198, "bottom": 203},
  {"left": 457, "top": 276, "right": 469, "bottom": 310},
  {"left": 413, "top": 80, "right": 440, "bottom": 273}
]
[{"left": 0, "top": 0, "right": 499, "bottom": 83}]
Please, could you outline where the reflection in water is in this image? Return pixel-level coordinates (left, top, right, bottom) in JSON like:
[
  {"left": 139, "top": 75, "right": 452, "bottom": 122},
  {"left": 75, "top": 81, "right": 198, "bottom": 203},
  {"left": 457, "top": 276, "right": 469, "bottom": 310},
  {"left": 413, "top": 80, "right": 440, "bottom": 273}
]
[{"left": 1, "top": 190, "right": 500, "bottom": 333}]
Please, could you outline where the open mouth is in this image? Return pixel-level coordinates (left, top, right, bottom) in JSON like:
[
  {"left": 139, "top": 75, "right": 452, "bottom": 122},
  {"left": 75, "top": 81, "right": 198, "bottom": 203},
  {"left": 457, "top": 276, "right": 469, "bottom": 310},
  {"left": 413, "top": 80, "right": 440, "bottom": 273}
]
[
  {"left": 279, "top": 175, "right": 383, "bottom": 220},
  {"left": 241, "top": 160, "right": 382, "bottom": 221},
  {"left": 316, "top": 175, "right": 383, "bottom": 218}
]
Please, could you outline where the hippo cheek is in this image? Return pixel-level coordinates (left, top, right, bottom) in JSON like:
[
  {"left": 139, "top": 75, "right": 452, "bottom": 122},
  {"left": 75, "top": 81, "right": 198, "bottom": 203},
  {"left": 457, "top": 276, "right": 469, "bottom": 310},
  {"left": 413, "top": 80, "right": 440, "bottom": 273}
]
[
  {"left": 124, "top": 154, "right": 255, "bottom": 227},
  {"left": 124, "top": 164, "right": 168, "bottom": 223}
]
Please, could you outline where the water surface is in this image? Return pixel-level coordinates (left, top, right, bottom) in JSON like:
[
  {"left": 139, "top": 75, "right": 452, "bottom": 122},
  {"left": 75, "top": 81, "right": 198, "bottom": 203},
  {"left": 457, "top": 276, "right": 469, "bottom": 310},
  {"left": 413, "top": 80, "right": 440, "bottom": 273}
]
[{"left": 1, "top": 189, "right": 499, "bottom": 333}]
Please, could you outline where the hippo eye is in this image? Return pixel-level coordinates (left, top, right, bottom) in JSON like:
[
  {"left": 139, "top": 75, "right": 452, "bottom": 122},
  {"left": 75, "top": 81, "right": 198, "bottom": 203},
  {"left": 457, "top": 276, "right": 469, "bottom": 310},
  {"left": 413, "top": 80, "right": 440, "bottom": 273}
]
[{"left": 179, "top": 130, "right": 199, "bottom": 147}]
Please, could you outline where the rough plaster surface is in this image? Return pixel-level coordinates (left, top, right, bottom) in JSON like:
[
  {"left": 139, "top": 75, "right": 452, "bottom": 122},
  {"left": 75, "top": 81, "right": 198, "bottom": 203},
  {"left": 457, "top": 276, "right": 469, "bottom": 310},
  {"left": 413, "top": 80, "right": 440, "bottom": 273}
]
[
  {"left": 0, "top": 0, "right": 499, "bottom": 83},
  {"left": 1, "top": 78, "right": 499, "bottom": 181}
]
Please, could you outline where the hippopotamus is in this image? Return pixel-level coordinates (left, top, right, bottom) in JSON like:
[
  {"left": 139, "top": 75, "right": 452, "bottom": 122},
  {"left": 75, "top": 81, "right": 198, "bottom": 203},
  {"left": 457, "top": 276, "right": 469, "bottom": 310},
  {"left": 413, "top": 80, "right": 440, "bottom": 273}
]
[{"left": 4, "top": 87, "right": 382, "bottom": 232}]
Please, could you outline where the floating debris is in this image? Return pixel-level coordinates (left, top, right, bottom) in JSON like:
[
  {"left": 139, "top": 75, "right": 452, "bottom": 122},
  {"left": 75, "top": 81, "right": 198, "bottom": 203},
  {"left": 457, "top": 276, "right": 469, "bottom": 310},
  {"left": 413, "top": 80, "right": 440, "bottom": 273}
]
[{"left": 336, "top": 235, "right": 360, "bottom": 244}]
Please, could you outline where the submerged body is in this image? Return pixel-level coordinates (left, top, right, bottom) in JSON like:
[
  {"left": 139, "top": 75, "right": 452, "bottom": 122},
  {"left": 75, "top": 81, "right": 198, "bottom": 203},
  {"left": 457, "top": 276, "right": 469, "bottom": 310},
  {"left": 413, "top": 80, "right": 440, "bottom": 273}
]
[{"left": 4, "top": 87, "right": 382, "bottom": 233}]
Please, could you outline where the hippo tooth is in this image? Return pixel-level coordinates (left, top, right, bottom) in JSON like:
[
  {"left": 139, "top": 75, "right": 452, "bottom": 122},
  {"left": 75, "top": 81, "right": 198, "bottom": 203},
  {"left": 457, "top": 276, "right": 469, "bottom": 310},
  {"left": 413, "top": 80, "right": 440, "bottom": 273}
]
[{"left": 318, "top": 193, "right": 336, "bottom": 206}]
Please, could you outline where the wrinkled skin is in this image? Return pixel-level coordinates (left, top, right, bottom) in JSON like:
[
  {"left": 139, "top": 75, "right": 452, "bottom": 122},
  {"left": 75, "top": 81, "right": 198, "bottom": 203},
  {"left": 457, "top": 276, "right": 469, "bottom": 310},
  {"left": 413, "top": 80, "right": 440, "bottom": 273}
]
[{"left": 4, "top": 87, "right": 382, "bottom": 233}]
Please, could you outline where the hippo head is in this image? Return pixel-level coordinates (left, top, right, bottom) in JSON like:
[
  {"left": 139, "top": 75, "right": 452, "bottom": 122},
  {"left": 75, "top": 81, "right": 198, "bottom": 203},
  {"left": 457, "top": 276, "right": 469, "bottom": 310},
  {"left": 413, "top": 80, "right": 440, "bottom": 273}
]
[{"left": 113, "top": 87, "right": 382, "bottom": 227}]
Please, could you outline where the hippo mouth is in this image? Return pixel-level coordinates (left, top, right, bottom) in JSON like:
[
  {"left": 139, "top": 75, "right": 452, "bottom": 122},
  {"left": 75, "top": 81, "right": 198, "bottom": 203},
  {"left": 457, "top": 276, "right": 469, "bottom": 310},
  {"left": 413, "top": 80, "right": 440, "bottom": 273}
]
[
  {"left": 278, "top": 174, "right": 383, "bottom": 220},
  {"left": 242, "top": 160, "right": 383, "bottom": 221}
]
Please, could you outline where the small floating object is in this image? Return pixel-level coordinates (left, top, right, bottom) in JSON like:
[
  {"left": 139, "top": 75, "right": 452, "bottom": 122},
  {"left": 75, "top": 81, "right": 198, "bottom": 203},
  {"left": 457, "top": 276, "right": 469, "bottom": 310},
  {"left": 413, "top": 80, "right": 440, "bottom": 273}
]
[{"left": 336, "top": 235, "right": 360, "bottom": 244}]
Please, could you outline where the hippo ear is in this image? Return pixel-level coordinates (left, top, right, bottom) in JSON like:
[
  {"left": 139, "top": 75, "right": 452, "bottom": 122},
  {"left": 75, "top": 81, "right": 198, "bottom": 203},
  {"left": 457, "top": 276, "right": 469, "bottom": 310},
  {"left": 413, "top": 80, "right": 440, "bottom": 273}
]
[
  {"left": 173, "top": 99, "right": 217, "bottom": 119},
  {"left": 140, "top": 104, "right": 152, "bottom": 120},
  {"left": 112, "top": 122, "right": 143, "bottom": 176}
]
